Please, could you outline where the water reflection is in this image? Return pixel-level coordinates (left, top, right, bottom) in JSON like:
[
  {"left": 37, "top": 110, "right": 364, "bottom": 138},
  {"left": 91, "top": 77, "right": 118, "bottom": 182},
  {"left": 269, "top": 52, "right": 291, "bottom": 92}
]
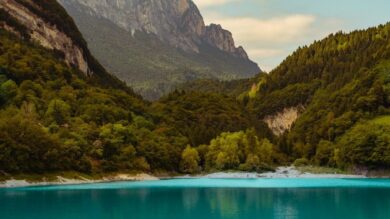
[{"left": 1, "top": 187, "right": 390, "bottom": 219}]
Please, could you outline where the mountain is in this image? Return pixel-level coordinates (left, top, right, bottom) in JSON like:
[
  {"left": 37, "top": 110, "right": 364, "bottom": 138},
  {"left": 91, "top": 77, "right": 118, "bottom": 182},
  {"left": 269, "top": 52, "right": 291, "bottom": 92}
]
[
  {"left": 0, "top": 0, "right": 187, "bottom": 173},
  {"left": 0, "top": 0, "right": 267, "bottom": 175},
  {"left": 0, "top": 0, "right": 388, "bottom": 176},
  {"left": 58, "top": 0, "right": 260, "bottom": 99},
  {"left": 0, "top": 0, "right": 133, "bottom": 91},
  {"left": 245, "top": 24, "right": 390, "bottom": 169}
]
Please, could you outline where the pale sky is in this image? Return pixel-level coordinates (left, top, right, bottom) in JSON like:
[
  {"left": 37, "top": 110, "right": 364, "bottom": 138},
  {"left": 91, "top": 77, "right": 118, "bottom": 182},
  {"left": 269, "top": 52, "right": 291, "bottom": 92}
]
[{"left": 194, "top": 0, "right": 390, "bottom": 71}]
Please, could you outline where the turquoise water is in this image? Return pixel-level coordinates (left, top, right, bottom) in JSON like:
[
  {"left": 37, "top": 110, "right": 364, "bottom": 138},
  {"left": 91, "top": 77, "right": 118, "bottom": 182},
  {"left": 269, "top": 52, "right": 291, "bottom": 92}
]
[{"left": 1, "top": 178, "right": 390, "bottom": 219}]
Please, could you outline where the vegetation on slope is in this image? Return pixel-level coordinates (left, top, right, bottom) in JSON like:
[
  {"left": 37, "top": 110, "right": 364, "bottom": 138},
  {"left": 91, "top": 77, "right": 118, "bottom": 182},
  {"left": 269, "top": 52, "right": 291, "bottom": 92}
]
[
  {"left": 247, "top": 23, "right": 390, "bottom": 170},
  {"left": 0, "top": 30, "right": 275, "bottom": 175},
  {"left": 1, "top": 1, "right": 389, "bottom": 175},
  {"left": 152, "top": 91, "right": 274, "bottom": 147},
  {"left": 0, "top": 30, "right": 187, "bottom": 173},
  {"left": 12, "top": 0, "right": 131, "bottom": 90},
  {"left": 176, "top": 75, "right": 262, "bottom": 98},
  {"left": 60, "top": 3, "right": 260, "bottom": 100}
]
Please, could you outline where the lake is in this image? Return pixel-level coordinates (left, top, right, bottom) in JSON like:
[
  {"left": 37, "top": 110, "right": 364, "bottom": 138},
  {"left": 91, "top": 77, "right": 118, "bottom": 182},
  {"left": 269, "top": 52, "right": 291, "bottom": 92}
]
[{"left": 1, "top": 178, "right": 390, "bottom": 219}]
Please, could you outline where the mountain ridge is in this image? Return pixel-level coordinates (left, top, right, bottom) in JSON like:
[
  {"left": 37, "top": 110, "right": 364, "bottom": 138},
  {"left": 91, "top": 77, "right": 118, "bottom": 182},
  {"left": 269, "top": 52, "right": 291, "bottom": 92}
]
[{"left": 58, "top": 0, "right": 260, "bottom": 99}]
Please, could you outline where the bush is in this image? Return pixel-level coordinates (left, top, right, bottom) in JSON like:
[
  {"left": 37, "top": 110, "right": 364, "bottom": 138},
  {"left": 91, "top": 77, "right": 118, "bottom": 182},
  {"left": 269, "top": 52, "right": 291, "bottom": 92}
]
[{"left": 293, "top": 158, "right": 310, "bottom": 167}]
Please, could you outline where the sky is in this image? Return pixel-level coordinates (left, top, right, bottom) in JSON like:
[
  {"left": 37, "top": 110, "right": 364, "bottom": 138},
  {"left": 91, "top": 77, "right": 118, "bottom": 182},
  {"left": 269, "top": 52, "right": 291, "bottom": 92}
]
[{"left": 193, "top": 0, "right": 390, "bottom": 71}]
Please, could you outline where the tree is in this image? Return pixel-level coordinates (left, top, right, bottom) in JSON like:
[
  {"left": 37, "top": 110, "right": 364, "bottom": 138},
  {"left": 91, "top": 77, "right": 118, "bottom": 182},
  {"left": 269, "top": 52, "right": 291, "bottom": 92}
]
[
  {"left": 239, "top": 154, "right": 260, "bottom": 171},
  {"left": 0, "top": 114, "right": 61, "bottom": 172},
  {"left": 45, "top": 99, "right": 71, "bottom": 125},
  {"left": 205, "top": 132, "right": 243, "bottom": 170},
  {"left": 0, "top": 79, "right": 17, "bottom": 105},
  {"left": 314, "top": 140, "right": 334, "bottom": 166},
  {"left": 255, "top": 138, "right": 273, "bottom": 164},
  {"left": 337, "top": 118, "right": 390, "bottom": 168},
  {"left": 179, "top": 146, "right": 200, "bottom": 174}
]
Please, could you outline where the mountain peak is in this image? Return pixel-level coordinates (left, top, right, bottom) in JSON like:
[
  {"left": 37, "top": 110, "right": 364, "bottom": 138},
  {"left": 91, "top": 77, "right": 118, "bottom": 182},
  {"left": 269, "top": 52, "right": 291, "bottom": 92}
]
[
  {"left": 204, "top": 23, "right": 248, "bottom": 59},
  {"left": 60, "top": 0, "right": 251, "bottom": 59}
]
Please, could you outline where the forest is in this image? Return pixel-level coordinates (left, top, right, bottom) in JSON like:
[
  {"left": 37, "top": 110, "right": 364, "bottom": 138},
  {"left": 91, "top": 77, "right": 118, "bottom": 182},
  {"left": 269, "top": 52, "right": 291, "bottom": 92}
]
[
  {"left": 0, "top": 2, "right": 389, "bottom": 176},
  {"left": 245, "top": 23, "right": 390, "bottom": 170}
]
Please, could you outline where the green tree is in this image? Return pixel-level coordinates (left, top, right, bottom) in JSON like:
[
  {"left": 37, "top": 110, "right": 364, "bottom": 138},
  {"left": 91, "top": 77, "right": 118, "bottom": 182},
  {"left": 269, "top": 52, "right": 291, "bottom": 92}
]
[
  {"left": 0, "top": 79, "right": 17, "bottom": 105},
  {"left": 45, "top": 99, "right": 71, "bottom": 125},
  {"left": 179, "top": 146, "right": 200, "bottom": 174},
  {"left": 315, "top": 140, "right": 334, "bottom": 166},
  {"left": 205, "top": 132, "right": 243, "bottom": 170}
]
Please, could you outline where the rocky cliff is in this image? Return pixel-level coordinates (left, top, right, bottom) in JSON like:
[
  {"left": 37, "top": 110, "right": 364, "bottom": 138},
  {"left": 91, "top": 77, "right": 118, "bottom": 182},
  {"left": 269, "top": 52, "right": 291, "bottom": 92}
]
[
  {"left": 0, "top": 0, "right": 132, "bottom": 91},
  {"left": 204, "top": 24, "right": 249, "bottom": 59},
  {"left": 58, "top": 0, "right": 260, "bottom": 99},
  {"left": 59, "top": 0, "right": 250, "bottom": 59},
  {"left": 264, "top": 106, "right": 305, "bottom": 136},
  {"left": 0, "top": 0, "right": 90, "bottom": 75}
]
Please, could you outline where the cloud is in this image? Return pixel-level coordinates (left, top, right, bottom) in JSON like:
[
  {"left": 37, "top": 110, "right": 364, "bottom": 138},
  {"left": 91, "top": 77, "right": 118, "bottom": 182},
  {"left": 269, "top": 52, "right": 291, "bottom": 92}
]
[
  {"left": 193, "top": 0, "right": 239, "bottom": 8},
  {"left": 201, "top": 13, "right": 323, "bottom": 71},
  {"left": 204, "top": 14, "right": 317, "bottom": 44}
]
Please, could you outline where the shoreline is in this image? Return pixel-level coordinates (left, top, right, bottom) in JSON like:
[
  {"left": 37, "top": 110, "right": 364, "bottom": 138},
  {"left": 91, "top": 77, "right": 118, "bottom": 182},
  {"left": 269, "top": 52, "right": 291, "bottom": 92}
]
[
  {"left": 0, "top": 173, "right": 159, "bottom": 188},
  {"left": 0, "top": 166, "right": 385, "bottom": 188},
  {"left": 178, "top": 166, "right": 367, "bottom": 179}
]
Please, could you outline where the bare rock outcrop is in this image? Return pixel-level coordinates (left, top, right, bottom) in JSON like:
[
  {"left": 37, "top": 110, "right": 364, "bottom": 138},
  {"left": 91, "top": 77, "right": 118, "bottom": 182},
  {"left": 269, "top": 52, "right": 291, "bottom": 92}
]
[
  {"left": 0, "top": 0, "right": 91, "bottom": 75},
  {"left": 59, "top": 0, "right": 249, "bottom": 59},
  {"left": 264, "top": 106, "right": 305, "bottom": 136}
]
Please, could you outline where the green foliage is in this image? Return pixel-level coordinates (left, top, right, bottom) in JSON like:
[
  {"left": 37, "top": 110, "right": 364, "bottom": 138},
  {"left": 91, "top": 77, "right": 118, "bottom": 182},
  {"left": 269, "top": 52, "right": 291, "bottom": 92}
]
[
  {"left": 247, "top": 23, "right": 390, "bottom": 169},
  {"left": 45, "top": 99, "right": 71, "bottom": 125},
  {"left": 2, "top": 3, "right": 389, "bottom": 175},
  {"left": 336, "top": 117, "right": 390, "bottom": 169},
  {"left": 0, "top": 30, "right": 184, "bottom": 173},
  {"left": 11, "top": 0, "right": 136, "bottom": 92},
  {"left": 204, "top": 130, "right": 275, "bottom": 172},
  {"left": 153, "top": 91, "right": 273, "bottom": 147},
  {"left": 0, "top": 79, "right": 18, "bottom": 105},
  {"left": 177, "top": 75, "right": 262, "bottom": 98},
  {"left": 0, "top": 8, "right": 30, "bottom": 39},
  {"left": 314, "top": 140, "right": 335, "bottom": 166},
  {"left": 293, "top": 158, "right": 309, "bottom": 167},
  {"left": 180, "top": 146, "right": 200, "bottom": 174}
]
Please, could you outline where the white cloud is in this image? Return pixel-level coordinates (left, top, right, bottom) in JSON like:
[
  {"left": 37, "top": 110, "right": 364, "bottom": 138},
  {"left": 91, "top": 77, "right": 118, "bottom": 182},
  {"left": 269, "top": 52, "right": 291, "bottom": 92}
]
[
  {"left": 205, "top": 14, "right": 317, "bottom": 44},
  {"left": 193, "top": 0, "right": 239, "bottom": 8}
]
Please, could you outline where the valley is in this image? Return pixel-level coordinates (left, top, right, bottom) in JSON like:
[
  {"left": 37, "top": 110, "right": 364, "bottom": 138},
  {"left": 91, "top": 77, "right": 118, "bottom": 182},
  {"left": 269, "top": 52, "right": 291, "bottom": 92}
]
[{"left": 0, "top": 0, "right": 388, "bottom": 180}]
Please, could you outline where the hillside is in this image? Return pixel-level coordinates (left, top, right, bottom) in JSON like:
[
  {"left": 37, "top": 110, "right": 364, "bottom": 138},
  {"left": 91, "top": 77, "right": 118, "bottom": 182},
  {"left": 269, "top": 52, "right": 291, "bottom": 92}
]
[
  {"left": 175, "top": 75, "right": 263, "bottom": 98},
  {"left": 0, "top": 0, "right": 272, "bottom": 175},
  {"left": 0, "top": 0, "right": 183, "bottom": 173},
  {"left": 58, "top": 0, "right": 260, "bottom": 100},
  {"left": 246, "top": 24, "right": 390, "bottom": 169},
  {"left": 0, "top": 0, "right": 388, "bottom": 176}
]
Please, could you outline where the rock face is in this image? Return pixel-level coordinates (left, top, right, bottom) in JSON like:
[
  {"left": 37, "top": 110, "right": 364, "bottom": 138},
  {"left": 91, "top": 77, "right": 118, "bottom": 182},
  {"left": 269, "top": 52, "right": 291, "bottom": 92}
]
[
  {"left": 264, "top": 106, "right": 305, "bottom": 136},
  {"left": 0, "top": 0, "right": 91, "bottom": 75},
  {"left": 59, "top": 0, "right": 249, "bottom": 59},
  {"left": 204, "top": 24, "right": 248, "bottom": 59}
]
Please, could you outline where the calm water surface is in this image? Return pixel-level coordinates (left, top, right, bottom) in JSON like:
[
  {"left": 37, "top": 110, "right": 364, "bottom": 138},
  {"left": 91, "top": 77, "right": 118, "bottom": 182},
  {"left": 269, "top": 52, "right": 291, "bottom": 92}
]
[{"left": 1, "top": 178, "right": 390, "bottom": 219}]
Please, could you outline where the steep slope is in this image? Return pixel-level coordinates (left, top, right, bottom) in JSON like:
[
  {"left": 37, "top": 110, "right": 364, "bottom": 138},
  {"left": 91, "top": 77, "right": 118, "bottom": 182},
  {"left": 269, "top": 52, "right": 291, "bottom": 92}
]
[
  {"left": 176, "top": 75, "right": 262, "bottom": 98},
  {"left": 0, "top": 0, "right": 131, "bottom": 90},
  {"left": 152, "top": 91, "right": 273, "bottom": 147},
  {"left": 0, "top": 0, "right": 268, "bottom": 175},
  {"left": 0, "top": 0, "right": 188, "bottom": 173},
  {"left": 58, "top": 0, "right": 260, "bottom": 99},
  {"left": 246, "top": 24, "right": 390, "bottom": 169}
]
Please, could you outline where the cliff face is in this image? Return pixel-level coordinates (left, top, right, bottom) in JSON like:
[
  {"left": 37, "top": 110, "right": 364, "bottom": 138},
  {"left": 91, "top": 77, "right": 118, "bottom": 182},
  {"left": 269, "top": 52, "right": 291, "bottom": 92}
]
[
  {"left": 0, "top": 0, "right": 90, "bottom": 75},
  {"left": 204, "top": 24, "right": 249, "bottom": 59},
  {"left": 264, "top": 106, "right": 305, "bottom": 136},
  {"left": 59, "top": 0, "right": 249, "bottom": 59}
]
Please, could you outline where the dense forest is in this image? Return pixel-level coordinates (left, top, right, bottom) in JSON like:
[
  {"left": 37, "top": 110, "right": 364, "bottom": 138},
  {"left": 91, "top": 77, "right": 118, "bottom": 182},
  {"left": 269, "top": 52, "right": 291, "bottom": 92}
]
[
  {"left": 0, "top": 0, "right": 389, "bottom": 177},
  {"left": 0, "top": 30, "right": 278, "bottom": 174},
  {"left": 246, "top": 24, "right": 390, "bottom": 170}
]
